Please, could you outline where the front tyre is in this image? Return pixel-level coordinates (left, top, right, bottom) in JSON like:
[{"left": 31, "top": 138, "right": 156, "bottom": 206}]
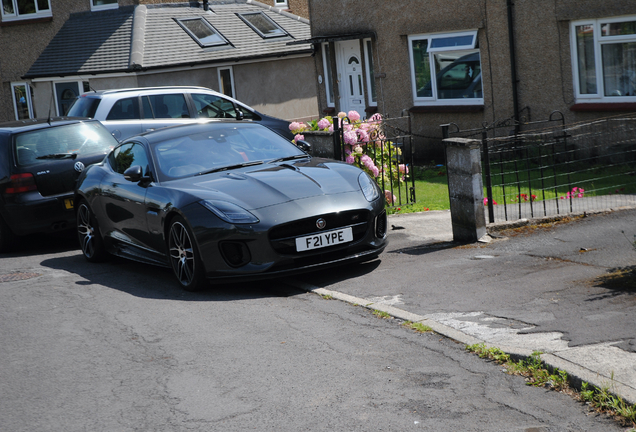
[
  {"left": 77, "top": 201, "right": 107, "bottom": 262},
  {"left": 168, "top": 216, "right": 206, "bottom": 292}
]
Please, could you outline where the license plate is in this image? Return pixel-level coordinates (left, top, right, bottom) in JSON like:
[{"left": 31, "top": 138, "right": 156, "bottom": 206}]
[
  {"left": 64, "top": 198, "right": 74, "bottom": 210},
  {"left": 295, "top": 227, "right": 353, "bottom": 252}
]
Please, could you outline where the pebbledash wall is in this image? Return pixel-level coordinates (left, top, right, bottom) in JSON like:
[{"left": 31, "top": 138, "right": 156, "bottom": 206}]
[{"left": 306, "top": 0, "right": 636, "bottom": 163}]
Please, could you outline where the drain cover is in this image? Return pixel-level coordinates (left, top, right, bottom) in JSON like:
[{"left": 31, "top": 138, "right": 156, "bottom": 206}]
[{"left": 0, "top": 272, "right": 41, "bottom": 283}]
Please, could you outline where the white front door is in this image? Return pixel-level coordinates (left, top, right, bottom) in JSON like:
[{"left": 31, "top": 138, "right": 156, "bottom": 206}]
[{"left": 335, "top": 40, "right": 366, "bottom": 116}]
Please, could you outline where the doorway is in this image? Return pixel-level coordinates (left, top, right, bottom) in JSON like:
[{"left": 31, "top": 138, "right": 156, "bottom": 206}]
[{"left": 335, "top": 40, "right": 366, "bottom": 115}]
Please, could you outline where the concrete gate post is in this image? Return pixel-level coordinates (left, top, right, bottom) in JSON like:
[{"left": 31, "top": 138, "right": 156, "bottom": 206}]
[{"left": 443, "top": 137, "right": 487, "bottom": 242}]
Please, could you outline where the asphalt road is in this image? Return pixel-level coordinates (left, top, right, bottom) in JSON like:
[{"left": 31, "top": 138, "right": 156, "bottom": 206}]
[{"left": 0, "top": 220, "right": 631, "bottom": 431}]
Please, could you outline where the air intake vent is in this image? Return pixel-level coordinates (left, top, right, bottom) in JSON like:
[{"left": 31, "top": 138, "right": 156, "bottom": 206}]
[{"left": 375, "top": 210, "right": 387, "bottom": 239}]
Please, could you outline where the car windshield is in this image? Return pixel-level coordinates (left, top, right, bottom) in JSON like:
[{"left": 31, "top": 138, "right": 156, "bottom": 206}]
[
  {"left": 152, "top": 123, "right": 307, "bottom": 181},
  {"left": 14, "top": 122, "right": 118, "bottom": 166}
]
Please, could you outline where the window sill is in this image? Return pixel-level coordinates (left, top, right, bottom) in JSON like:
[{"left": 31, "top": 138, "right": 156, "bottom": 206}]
[
  {"left": 570, "top": 103, "right": 636, "bottom": 112},
  {"left": 409, "top": 105, "right": 484, "bottom": 114},
  {"left": 0, "top": 16, "right": 52, "bottom": 26}
]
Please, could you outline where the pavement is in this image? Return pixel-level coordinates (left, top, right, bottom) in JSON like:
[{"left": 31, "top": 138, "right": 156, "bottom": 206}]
[{"left": 286, "top": 209, "right": 636, "bottom": 407}]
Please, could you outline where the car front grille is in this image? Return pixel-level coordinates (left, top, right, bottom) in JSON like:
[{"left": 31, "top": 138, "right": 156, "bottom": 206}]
[{"left": 269, "top": 210, "right": 371, "bottom": 255}]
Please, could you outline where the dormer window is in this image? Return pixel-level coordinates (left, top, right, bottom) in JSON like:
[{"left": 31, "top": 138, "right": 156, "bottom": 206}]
[
  {"left": 238, "top": 12, "right": 287, "bottom": 39},
  {"left": 176, "top": 17, "right": 228, "bottom": 47}
]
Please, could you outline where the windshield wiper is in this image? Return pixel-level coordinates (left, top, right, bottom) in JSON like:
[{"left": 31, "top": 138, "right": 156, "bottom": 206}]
[
  {"left": 268, "top": 154, "right": 310, "bottom": 164},
  {"left": 36, "top": 153, "right": 78, "bottom": 160},
  {"left": 196, "top": 160, "right": 263, "bottom": 176}
]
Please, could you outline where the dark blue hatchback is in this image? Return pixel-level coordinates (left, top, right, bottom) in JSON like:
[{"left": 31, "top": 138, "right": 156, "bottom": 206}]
[{"left": 0, "top": 118, "right": 118, "bottom": 252}]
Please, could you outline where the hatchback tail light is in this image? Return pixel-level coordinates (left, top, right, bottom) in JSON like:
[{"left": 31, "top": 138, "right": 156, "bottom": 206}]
[{"left": 4, "top": 173, "right": 37, "bottom": 195}]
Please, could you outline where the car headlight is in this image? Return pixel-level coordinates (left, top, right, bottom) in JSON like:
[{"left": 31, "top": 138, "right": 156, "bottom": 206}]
[
  {"left": 358, "top": 172, "right": 380, "bottom": 202},
  {"left": 200, "top": 200, "right": 259, "bottom": 224}
]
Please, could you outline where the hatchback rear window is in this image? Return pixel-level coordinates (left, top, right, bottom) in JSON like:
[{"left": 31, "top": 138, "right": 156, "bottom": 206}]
[
  {"left": 14, "top": 122, "right": 117, "bottom": 166},
  {"left": 66, "top": 96, "right": 101, "bottom": 118}
]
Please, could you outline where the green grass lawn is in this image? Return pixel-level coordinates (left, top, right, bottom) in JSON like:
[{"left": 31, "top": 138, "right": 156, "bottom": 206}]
[{"left": 385, "top": 164, "right": 636, "bottom": 215}]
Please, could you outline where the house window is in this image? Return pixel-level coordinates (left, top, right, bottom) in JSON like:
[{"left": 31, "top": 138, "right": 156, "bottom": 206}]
[
  {"left": 274, "top": 0, "right": 288, "bottom": 8},
  {"left": 572, "top": 17, "right": 636, "bottom": 101},
  {"left": 91, "top": 0, "right": 117, "bottom": 11},
  {"left": 363, "top": 38, "right": 377, "bottom": 106},
  {"left": 322, "top": 43, "right": 335, "bottom": 107},
  {"left": 238, "top": 12, "right": 287, "bottom": 38},
  {"left": 218, "top": 67, "right": 235, "bottom": 98},
  {"left": 1, "top": 0, "right": 51, "bottom": 22},
  {"left": 176, "top": 17, "right": 228, "bottom": 47},
  {"left": 408, "top": 30, "right": 482, "bottom": 105},
  {"left": 11, "top": 83, "right": 33, "bottom": 120}
]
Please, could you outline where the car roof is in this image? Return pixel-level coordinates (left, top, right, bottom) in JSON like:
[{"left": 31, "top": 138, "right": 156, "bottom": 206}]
[
  {"left": 0, "top": 117, "right": 93, "bottom": 134},
  {"left": 80, "top": 86, "right": 219, "bottom": 97}
]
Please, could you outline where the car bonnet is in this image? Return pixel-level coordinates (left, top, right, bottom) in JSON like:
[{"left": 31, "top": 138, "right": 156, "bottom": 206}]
[{"left": 169, "top": 159, "right": 362, "bottom": 210}]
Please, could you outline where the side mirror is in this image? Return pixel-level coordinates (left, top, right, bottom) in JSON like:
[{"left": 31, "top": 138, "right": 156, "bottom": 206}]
[
  {"left": 296, "top": 140, "right": 311, "bottom": 154},
  {"left": 236, "top": 109, "right": 244, "bottom": 121},
  {"left": 123, "top": 165, "right": 144, "bottom": 182}
]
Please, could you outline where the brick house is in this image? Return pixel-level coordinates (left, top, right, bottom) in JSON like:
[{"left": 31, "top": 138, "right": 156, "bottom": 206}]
[{"left": 301, "top": 0, "right": 636, "bottom": 162}]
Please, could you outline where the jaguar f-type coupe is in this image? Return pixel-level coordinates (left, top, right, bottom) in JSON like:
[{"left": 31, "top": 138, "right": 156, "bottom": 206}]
[{"left": 75, "top": 121, "right": 388, "bottom": 291}]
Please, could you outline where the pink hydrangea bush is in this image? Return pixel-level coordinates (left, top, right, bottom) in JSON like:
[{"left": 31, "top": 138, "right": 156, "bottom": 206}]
[{"left": 288, "top": 111, "right": 406, "bottom": 204}]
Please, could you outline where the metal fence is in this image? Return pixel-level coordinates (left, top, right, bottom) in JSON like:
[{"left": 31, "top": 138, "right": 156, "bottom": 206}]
[
  {"left": 334, "top": 113, "right": 416, "bottom": 208},
  {"left": 444, "top": 112, "right": 636, "bottom": 223}
]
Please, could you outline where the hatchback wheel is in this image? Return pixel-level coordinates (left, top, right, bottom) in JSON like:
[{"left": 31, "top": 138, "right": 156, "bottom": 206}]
[
  {"left": 168, "top": 216, "right": 206, "bottom": 291},
  {"left": 77, "top": 201, "right": 107, "bottom": 262},
  {"left": 0, "top": 216, "right": 16, "bottom": 253}
]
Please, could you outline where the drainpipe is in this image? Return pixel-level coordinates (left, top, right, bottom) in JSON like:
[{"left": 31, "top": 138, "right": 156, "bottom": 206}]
[{"left": 507, "top": 0, "right": 520, "bottom": 133}]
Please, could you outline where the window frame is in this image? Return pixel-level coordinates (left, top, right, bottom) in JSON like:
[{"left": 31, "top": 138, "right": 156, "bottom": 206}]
[
  {"left": 0, "top": 0, "right": 52, "bottom": 22},
  {"left": 90, "top": 0, "right": 118, "bottom": 12},
  {"left": 407, "top": 30, "right": 483, "bottom": 106},
  {"left": 321, "top": 43, "right": 335, "bottom": 107},
  {"left": 176, "top": 17, "right": 229, "bottom": 48},
  {"left": 363, "top": 38, "right": 377, "bottom": 107},
  {"left": 11, "top": 82, "right": 34, "bottom": 120},
  {"left": 273, "top": 0, "right": 288, "bottom": 8},
  {"left": 218, "top": 66, "right": 236, "bottom": 99},
  {"left": 571, "top": 16, "right": 636, "bottom": 102},
  {"left": 238, "top": 12, "right": 288, "bottom": 39}
]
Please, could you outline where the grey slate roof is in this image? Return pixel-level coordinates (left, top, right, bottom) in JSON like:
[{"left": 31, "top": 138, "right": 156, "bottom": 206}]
[
  {"left": 24, "top": 0, "right": 311, "bottom": 79},
  {"left": 25, "top": 6, "right": 134, "bottom": 78}
]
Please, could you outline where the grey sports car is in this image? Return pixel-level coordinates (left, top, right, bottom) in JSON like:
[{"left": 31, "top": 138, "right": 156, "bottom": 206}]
[{"left": 75, "top": 121, "right": 388, "bottom": 291}]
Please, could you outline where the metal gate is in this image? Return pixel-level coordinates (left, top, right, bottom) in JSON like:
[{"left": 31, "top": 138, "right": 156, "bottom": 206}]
[{"left": 333, "top": 112, "right": 416, "bottom": 208}]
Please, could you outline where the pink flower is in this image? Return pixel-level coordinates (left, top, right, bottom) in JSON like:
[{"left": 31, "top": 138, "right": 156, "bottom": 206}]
[
  {"left": 293, "top": 134, "right": 304, "bottom": 143},
  {"left": 317, "top": 118, "right": 330, "bottom": 130},
  {"left": 345, "top": 155, "right": 355, "bottom": 164},
  {"left": 348, "top": 110, "right": 361, "bottom": 121},
  {"left": 337, "top": 112, "right": 347, "bottom": 118},
  {"left": 370, "top": 113, "right": 382, "bottom": 123},
  {"left": 357, "top": 129, "right": 369, "bottom": 143},
  {"left": 483, "top": 197, "right": 497, "bottom": 206},
  {"left": 398, "top": 164, "right": 409, "bottom": 174},
  {"left": 385, "top": 190, "right": 396, "bottom": 204},
  {"left": 343, "top": 130, "right": 358, "bottom": 145},
  {"left": 289, "top": 121, "right": 301, "bottom": 131}
]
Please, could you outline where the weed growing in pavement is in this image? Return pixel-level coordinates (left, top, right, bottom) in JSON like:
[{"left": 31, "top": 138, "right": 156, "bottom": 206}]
[
  {"left": 372, "top": 310, "right": 392, "bottom": 319},
  {"left": 402, "top": 321, "right": 433, "bottom": 333},
  {"left": 320, "top": 294, "right": 334, "bottom": 300},
  {"left": 465, "top": 343, "right": 636, "bottom": 428}
]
